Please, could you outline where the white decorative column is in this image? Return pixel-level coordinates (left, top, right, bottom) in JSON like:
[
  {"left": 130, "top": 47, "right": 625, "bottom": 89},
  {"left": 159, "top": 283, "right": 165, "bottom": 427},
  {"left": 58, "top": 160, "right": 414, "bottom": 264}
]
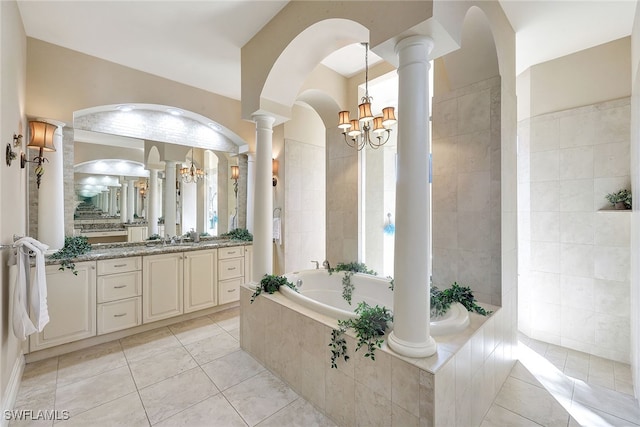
[
  {"left": 196, "top": 175, "right": 206, "bottom": 233},
  {"left": 120, "top": 179, "right": 128, "bottom": 223},
  {"left": 158, "top": 174, "right": 164, "bottom": 224},
  {"left": 38, "top": 123, "right": 65, "bottom": 250},
  {"left": 246, "top": 152, "right": 256, "bottom": 233},
  {"left": 148, "top": 169, "right": 159, "bottom": 236},
  {"left": 387, "top": 36, "right": 437, "bottom": 358},
  {"left": 252, "top": 115, "right": 275, "bottom": 280},
  {"left": 164, "top": 161, "right": 177, "bottom": 237},
  {"left": 127, "top": 178, "right": 136, "bottom": 223},
  {"left": 109, "top": 187, "right": 117, "bottom": 216}
]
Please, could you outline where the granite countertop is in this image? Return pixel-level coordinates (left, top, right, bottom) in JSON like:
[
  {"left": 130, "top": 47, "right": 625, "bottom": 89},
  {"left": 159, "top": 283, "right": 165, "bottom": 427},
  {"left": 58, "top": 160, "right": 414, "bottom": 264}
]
[{"left": 45, "top": 238, "right": 251, "bottom": 265}]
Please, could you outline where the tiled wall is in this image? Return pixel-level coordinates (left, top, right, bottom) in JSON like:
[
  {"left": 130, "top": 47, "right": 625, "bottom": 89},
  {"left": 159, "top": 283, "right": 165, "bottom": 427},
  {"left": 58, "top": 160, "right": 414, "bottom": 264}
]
[
  {"left": 326, "top": 127, "right": 358, "bottom": 264},
  {"left": 518, "top": 98, "right": 631, "bottom": 363},
  {"left": 432, "top": 76, "right": 502, "bottom": 305},
  {"left": 284, "top": 139, "right": 325, "bottom": 272}
]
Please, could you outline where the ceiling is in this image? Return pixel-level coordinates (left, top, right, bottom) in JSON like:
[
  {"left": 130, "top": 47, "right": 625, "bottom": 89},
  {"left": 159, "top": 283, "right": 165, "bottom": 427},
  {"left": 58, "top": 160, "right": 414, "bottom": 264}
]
[{"left": 17, "top": 1, "right": 638, "bottom": 101}]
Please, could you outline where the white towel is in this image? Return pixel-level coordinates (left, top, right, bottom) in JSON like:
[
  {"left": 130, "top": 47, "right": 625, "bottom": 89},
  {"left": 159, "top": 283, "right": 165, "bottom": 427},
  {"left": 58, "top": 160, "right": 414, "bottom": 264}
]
[
  {"left": 228, "top": 214, "right": 237, "bottom": 232},
  {"left": 273, "top": 217, "right": 281, "bottom": 246},
  {"left": 11, "top": 237, "right": 49, "bottom": 340}
]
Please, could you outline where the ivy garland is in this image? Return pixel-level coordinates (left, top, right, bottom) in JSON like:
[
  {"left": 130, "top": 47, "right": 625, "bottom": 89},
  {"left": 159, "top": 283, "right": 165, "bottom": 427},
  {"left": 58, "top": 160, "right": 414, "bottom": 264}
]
[
  {"left": 430, "top": 282, "right": 492, "bottom": 317},
  {"left": 250, "top": 274, "right": 296, "bottom": 303},
  {"left": 329, "top": 302, "right": 392, "bottom": 368},
  {"left": 328, "top": 262, "right": 377, "bottom": 305},
  {"left": 49, "top": 236, "right": 92, "bottom": 275}
]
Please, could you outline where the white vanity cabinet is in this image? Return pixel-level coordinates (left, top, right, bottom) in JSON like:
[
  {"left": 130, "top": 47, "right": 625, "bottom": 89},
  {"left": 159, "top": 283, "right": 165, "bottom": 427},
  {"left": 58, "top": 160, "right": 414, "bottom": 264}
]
[
  {"left": 142, "top": 252, "right": 184, "bottom": 323},
  {"left": 127, "top": 226, "right": 148, "bottom": 243},
  {"left": 96, "top": 257, "right": 142, "bottom": 335},
  {"left": 184, "top": 249, "right": 217, "bottom": 313},
  {"left": 218, "top": 246, "right": 245, "bottom": 305},
  {"left": 30, "top": 261, "right": 97, "bottom": 352}
]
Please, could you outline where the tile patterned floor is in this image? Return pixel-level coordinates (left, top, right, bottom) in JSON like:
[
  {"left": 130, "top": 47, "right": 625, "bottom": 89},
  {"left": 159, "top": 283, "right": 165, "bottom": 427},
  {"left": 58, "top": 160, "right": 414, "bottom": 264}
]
[{"left": 10, "top": 308, "right": 640, "bottom": 426}]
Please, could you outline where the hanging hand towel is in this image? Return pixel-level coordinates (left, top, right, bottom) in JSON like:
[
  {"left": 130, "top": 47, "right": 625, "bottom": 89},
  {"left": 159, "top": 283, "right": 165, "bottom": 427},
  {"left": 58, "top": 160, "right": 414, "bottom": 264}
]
[
  {"left": 10, "top": 247, "right": 37, "bottom": 340},
  {"left": 273, "top": 217, "right": 281, "bottom": 245},
  {"left": 14, "top": 237, "right": 50, "bottom": 335}
]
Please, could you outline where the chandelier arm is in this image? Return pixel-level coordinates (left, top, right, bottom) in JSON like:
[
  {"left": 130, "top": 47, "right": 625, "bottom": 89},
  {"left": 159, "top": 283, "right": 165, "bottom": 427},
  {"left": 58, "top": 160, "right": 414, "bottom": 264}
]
[{"left": 370, "top": 130, "right": 391, "bottom": 148}]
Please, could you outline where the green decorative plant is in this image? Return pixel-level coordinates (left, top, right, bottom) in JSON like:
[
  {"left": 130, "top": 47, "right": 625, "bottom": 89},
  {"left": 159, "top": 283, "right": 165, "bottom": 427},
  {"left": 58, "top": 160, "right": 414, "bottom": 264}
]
[
  {"left": 221, "top": 228, "right": 253, "bottom": 241},
  {"left": 147, "top": 234, "right": 161, "bottom": 240},
  {"left": 250, "top": 274, "right": 296, "bottom": 303},
  {"left": 430, "top": 282, "right": 492, "bottom": 317},
  {"left": 329, "top": 302, "right": 393, "bottom": 368},
  {"left": 605, "top": 189, "right": 632, "bottom": 209},
  {"left": 49, "top": 236, "right": 92, "bottom": 275},
  {"left": 328, "top": 262, "right": 377, "bottom": 305}
]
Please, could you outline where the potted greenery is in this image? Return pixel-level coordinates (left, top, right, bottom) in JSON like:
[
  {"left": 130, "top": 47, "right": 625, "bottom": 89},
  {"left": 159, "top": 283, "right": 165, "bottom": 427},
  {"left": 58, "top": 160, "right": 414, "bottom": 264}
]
[
  {"left": 605, "top": 189, "right": 632, "bottom": 210},
  {"left": 48, "top": 236, "right": 92, "bottom": 275}
]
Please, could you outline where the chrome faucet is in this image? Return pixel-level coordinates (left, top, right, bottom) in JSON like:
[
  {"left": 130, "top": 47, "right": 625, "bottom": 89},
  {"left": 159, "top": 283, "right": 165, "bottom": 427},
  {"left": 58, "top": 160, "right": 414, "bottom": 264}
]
[
  {"left": 311, "top": 260, "right": 319, "bottom": 269},
  {"left": 322, "top": 260, "right": 331, "bottom": 270}
]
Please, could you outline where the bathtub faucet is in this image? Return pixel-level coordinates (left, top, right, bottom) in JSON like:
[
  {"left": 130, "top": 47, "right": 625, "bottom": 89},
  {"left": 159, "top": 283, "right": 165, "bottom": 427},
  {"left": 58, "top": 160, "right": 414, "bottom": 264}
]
[
  {"left": 322, "top": 260, "right": 331, "bottom": 270},
  {"left": 310, "top": 260, "right": 319, "bottom": 269}
]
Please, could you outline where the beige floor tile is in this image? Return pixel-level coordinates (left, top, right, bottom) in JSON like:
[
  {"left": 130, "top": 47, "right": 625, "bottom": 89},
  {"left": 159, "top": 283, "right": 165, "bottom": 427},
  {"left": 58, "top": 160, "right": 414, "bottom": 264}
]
[
  {"left": 56, "top": 341, "right": 127, "bottom": 388},
  {"left": 55, "top": 365, "right": 136, "bottom": 417},
  {"left": 184, "top": 331, "right": 239, "bottom": 365},
  {"left": 572, "top": 380, "right": 640, "bottom": 425},
  {"left": 138, "top": 367, "right": 219, "bottom": 425},
  {"left": 216, "top": 316, "right": 240, "bottom": 333},
  {"left": 154, "top": 394, "right": 247, "bottom": 427},
  {"left": 18, "top": 358, "right": 58, "bottom": 396},
  {"left": 14, "top": 382, "right": 56, "bottom": 410},
  {"left": 508, "top": 361, "right": 544, "bottom": 388},
  {"left": 168, "top": 316, "right": 226, "bottom": 346},
  {"left": 570, "top": 400, "right": 640, "bottom": 427},
  {"left": 493, "top": 376, "right": 570, "bottom": 427},
  {"left": 223, "top": 370, "right": 298, "bottom": 426},
  {"left": 120, "top": 327, "right": 182, "bottom": 363},
  {"left": 614, "top": 362, "right": 633, "bottom": 383},
  {"left": 227, "top": 326, "right": 240, "bottom": 340},
  {"left": 480, "top": 405, "right": 541, "bottom": 427},
  {"left": 57, "top": 392, "right": 148, "bottom": 426},
  {"left": 201, "top": 350, "right": 265, "bottom": 391},
  {"left": 128, "top": 346, "right": 198, "bottom": 389},
  {"left": 256, "top": 398, "right": 336, "bottom": 427},
  {"left": 208, "top": 307, "right": 239, "bottom": 323}
]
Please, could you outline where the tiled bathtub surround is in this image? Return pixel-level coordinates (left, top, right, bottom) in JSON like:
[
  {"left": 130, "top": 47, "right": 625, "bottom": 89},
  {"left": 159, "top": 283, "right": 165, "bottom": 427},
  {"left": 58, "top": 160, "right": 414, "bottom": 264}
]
[
  {"left": 518, "top": 97, "right": 631, "bottom": 363},
  {"left": 240, "top": 285, "right": 516, "bottom": 426}
]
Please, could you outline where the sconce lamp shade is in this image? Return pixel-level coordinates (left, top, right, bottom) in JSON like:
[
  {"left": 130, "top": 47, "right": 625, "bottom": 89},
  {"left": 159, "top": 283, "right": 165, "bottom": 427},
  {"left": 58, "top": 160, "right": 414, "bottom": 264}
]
[
  {"left": 230, "top": 165, "right": 240, "bottom": 181},
  {"left": 272, "top": 158, "right": 279, "bottom": 176},
  {"left": 338, "top": 111, "right": 351, "bottom": 130},
  {"left": 28, "top": 121, "right": 57, "bottom": 152},
  {"left": 382, "top": 107, "right": 397, "bottom": 126}
]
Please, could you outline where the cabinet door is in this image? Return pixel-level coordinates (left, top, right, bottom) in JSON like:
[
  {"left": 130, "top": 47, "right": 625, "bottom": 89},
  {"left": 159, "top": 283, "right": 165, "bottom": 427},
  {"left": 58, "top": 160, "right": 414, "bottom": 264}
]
[
  {"left": 184, "top": 249, "right": 217, "bottom": 313},
  {"left": 142, "top": 253, "right": 183, "bottom": 323},
  {"left": 219, "top": 277, "right": 242, "bottom": 305},
  {"left": 30, "top": 261, "right": 97, "bottom": 352},
  {"left": 244, "top": 246, "right": 253, "bottom": 283}
]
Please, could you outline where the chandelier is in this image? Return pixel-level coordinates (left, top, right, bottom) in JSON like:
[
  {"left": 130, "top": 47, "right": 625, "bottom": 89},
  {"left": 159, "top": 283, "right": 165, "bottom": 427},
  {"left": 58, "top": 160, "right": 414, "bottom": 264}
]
[
  {"left": 180, "top": 149, "right": 205, "bottom": 183},
  {"left": 338, "top": 42, "right": 397, "bottom": 151}
]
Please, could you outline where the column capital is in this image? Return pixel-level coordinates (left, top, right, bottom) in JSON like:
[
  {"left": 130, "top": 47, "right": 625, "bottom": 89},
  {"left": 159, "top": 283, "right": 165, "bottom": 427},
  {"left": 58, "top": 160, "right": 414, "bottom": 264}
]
[
  {"left": 394, "top": 35, "right": 434, "bottom": 54},
  {"left": 251, "top": 114, "right": 276, "bottom": 130}
]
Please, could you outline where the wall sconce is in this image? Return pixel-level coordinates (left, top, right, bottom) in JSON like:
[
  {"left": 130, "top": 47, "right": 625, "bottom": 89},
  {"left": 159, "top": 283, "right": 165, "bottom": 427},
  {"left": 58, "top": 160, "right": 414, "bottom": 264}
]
[
  {"left": 272, "top": 158, "right": 279, "bottom": 187},
  {"left": 230, "top": 165, "right": 239, "bottom": 198},
  {"left": 5, "top": 134, "right": 22, "bottom": 166},
  {"left": 21, "top": 121, "right": 57, "bottom": 188}
]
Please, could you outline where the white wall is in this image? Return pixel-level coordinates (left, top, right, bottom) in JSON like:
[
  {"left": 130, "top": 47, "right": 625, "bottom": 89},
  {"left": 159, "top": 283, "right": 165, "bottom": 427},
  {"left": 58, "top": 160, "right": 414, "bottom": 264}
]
[{"left": 0, "top": 0, "right": 27, "bottom": 414}]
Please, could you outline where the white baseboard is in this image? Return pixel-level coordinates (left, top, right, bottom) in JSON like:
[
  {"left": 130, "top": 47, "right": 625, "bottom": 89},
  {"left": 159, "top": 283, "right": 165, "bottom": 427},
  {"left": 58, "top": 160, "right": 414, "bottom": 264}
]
[{"left": 0, "top": 354, "right": 25, "bottom": 427}]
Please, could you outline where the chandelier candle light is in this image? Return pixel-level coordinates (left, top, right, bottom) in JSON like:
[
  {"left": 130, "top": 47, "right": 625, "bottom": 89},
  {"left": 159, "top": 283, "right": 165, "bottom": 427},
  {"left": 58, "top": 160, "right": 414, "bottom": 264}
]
[
  {"left": 180, "top": 148, "right": 204, "bottom": 183},
  {"left": 338, "top": 42, "right": 397, "bottom": 150}
]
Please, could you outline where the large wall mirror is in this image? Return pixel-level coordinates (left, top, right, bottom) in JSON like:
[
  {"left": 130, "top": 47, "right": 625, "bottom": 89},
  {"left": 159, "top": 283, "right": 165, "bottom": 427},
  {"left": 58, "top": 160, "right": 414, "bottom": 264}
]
[{"left": 30, "top": 104, "right": 248, "bottom": 244}]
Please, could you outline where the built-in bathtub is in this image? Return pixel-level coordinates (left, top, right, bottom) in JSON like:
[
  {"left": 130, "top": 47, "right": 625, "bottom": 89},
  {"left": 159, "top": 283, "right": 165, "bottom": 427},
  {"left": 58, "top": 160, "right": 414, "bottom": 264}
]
[{"left": 281, "top": 269, "right": 470, "bottom": 336}]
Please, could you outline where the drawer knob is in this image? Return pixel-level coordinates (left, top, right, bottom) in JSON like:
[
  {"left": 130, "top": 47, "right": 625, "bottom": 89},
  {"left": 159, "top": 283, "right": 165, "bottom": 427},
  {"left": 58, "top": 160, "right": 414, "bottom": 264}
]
[
  {"left": 113, "top": 285, "right": 127, "bottom": 289},
  {"left": 228, "top": 267, "right": 236, "bottom": 271},
  {"left": 113, "top": 264, "right": 127, "bottom": 268},
  {"left": 227, "top": 289, "right": 235, "bottom": 293},
  {"left": 114, "top": 313, "right": 127, "bottom": 318}
]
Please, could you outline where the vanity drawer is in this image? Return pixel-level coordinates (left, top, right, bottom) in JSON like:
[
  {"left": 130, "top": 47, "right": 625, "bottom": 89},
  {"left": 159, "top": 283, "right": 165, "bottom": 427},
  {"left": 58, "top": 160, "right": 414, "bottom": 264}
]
[
  {"left": 97, "top": 297, "right": 142, "bottom": 335},
  {"left": 218, "top": 277, "right": 242, "bottom": 305},
  {"left": 97, "top": 257, "right": 141, "bottom": 275},
  {"left": 218, "top": 246, "right": 244, "bottom": 260},
  {"left": 218, "top": 257, "right": 244, "bottom": 280},
  {"left": 97, "top": 271, "right": 141, "bottom": 303}
]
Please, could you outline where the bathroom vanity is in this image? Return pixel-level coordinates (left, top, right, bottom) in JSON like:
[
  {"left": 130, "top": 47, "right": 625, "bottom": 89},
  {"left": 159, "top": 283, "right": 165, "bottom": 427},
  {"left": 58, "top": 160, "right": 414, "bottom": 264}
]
[{"left": 28, "top": 240, "right": 252, "bottom": 354}]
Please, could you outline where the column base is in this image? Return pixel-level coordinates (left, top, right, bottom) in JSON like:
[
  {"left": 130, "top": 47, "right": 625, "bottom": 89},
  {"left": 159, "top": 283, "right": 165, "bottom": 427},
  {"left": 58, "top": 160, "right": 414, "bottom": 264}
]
[{"left": 387, "top": 331, "right": 437, "bottom": 358}]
